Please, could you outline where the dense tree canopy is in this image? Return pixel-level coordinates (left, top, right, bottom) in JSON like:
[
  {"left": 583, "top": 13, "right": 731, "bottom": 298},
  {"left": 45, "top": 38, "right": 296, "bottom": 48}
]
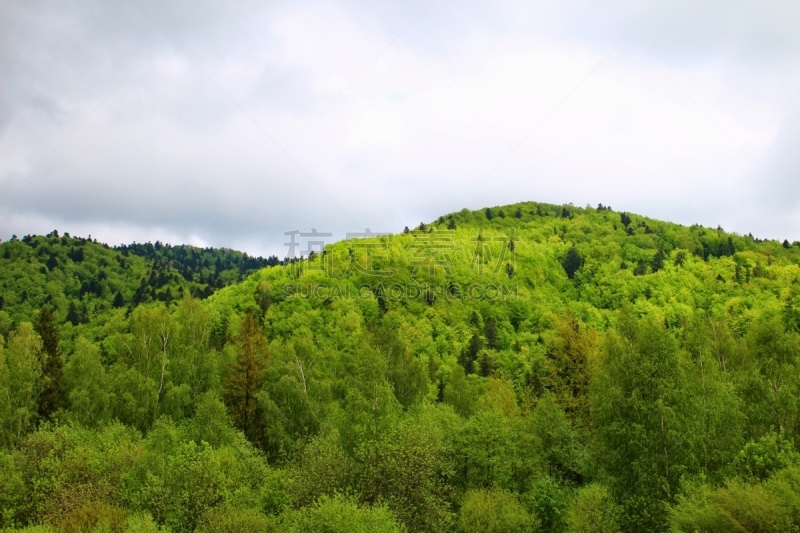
[{"left": 2, "top": 201, "right": 800, "bottom": 532}]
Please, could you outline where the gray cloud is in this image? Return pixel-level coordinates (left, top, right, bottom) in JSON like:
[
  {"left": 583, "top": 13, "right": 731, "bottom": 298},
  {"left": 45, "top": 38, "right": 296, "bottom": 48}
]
[{"left": 1, "top": 0, "right": 799, "bottom": 256}]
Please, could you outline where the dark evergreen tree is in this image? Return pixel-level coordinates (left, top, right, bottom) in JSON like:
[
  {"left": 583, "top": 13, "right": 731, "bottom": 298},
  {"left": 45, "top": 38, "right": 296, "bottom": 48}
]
[
  {"left": 478, "top": 351, "right": 494, "bottom": 377},
  {"left": 485, "top": 208, "right": 494, "bottom": 220},
  {"left": 112, "top": 291, "right": 125, "bottom": 308},
  {"left": 459, "top": 334, "right": 483, "bottom": 374},
  {"left": 562, "top": 246, "right": 583, "bottom": 279},
  {"left": 485, "top": 317, "right": 499, "bottom": 350},
  {"left": 652, "top": 249, "right": 665, "bottom": 272},
  {"left": 66, "top": 301, "right": 81, "bottom": 326},
  {"left": 34, "top": 305, "right": 64, "bottom": 419}
]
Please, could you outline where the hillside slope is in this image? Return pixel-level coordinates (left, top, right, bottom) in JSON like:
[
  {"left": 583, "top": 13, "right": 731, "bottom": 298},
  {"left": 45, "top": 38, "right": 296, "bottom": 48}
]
[{"left": 2, "top": 201, "right": 800, "bottom": 533}]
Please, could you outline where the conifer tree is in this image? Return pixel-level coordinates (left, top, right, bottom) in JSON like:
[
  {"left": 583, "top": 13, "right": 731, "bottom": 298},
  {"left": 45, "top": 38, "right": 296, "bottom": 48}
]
[
  {"left": 34, "top": 306, "right": 64, "bottom": 419},
  {"left": 652, "top": 249, "right": 665, "bottom": 272},
  {"left": 485, "top": 317, "right": 499, "bottom": 350},
  {"left": 224, "top": 313, "right": 269, "bottom": 445},
  {"left": 562, "top": 247, "right": 583, "bottom": 279},
  {"left": 545, "top": 314, "right": 596, "bottom": 427}
]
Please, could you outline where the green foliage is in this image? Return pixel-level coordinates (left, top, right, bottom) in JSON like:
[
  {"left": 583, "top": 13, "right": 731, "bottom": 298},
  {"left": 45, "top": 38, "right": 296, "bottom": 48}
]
[
  {"left": 279, "top": 494, "right": 404, "bottom": 533},
  {"left": 669, "top": 467, "right": 800, "bottom": 532},
  {"left": 0, "top": 323, "right": 43, "bottom": 446},
  {"left": 356, "top": 410, "right": 456, "bottom": 532},
  {"left": 2, "top": 201, "right": 800, "bottom": 532},
  {"left": 591, "top": 313, "right": 692, "bottom": 531},
  {"left": 458, "top": 488, "right": 538, "bottom": 533},
  {"left": 564, "top": 484, "right": 621, "bottom": 533}
]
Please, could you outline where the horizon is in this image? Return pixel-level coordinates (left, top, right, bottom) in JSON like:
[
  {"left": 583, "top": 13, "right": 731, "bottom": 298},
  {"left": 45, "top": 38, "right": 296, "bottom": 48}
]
[{"left": 2, "top": 199, "right": 797, "bottom": 259}]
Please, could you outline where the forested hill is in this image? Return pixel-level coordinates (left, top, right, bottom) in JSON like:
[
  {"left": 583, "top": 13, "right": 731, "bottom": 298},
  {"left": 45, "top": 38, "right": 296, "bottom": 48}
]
[
  {"left": 3, "top": 202, "right": 800, "bottom": 533},
  {"left": 0, "top": 231, "right": 280, "bottom": 332}
]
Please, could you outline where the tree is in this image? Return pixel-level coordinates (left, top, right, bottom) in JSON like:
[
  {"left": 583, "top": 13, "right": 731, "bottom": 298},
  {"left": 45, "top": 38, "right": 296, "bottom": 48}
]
[
  {"left": 485, "top": 317, "right": 499, "bottom": 350},
  {"left": 66, "top": 301, "right": 81, "bottom": 326},
  {"left": 564, "top": 484, "right": 621, "bottom": 533},
  {"left": 373, "top": 327, "right": 427, "bottom": 409},
  {"left": 545, "top": 314, "right": 596, "bottom": 427},
  {"left": 0, "top": 324, "right": 43, "bottom": 445},
  {"left": 283, "top": 494, "right": 404, "bottom": 533},
  {"left": 443, "top": 365, "right": 476, "bottom": 417},
  {"left": 458, "top": 334, "right": 483, "bottom": 374},
  {"left": 485, "top": 208, "right": 494, "bottom": 220},
  {"left": 224, "top": 313, "right": 269, "bottom": 445},
  {"left": 591, "top": 312, "right": 693, "bottom": 531},
  {"left": 255, "top": 281, "right": 272, "bottom": 315},
  {"left": 651, "top": 249, "right": 665, "bottom": 272},
  {"left": 64, "top": 337, "right": 110, "bottom": 427},
  {"left": 112, "top": 291, "right": 125, "bottom": 308},
  {"left": 458, "top": 488, "right": 537, "bottom": 533},
  {"left": 34, "top": 305, "right": 64, "bottom": 419},
  {"left": 115, "top": 305, "right": 174, "bottom": 430},
  {"left": 357, "top": 413, "right": 457, "bottom": 532},
  {"left": 562, "top": 246, "right": 583, "bottom": 279}
]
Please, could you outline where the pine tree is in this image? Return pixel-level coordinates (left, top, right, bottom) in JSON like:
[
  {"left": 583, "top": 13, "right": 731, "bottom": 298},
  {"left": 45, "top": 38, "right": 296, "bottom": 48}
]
[
  {"left": 484, "top": 317, "right": 499, "bottom": 350},
  {"left": 652, "top": 249, "right": 665, "bottom": 272},
  {"left": 562, "top": 246, "right": 583, "bottom": 279},
  {"left": 34, "top": 306, "right": 64, "bottom": 419},
  {"left": 66, "top": 301, "right": 80, "bottom": 326},
  {"left": 459, "top": 334, "right": 483, "bottom": 374},
  {"left": 224, "top": 313, "right": 269, "bottom": 445},
  {"left": 485, "top": 208, "right": 494, "bottom": 220},
  {"left": 112, "top": 291, "right": 125, "bottom": 308}
]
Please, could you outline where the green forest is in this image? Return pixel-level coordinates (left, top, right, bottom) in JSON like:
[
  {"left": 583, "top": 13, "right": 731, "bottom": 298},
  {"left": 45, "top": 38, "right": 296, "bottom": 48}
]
[{"left": 2, "top": 201, "right": 800, "bottom": 532}]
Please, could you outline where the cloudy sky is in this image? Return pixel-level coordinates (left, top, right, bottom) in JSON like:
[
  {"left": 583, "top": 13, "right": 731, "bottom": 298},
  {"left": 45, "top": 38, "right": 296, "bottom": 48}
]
[{"left": 1, "top": 0, "right": 799, "bottom": 256}]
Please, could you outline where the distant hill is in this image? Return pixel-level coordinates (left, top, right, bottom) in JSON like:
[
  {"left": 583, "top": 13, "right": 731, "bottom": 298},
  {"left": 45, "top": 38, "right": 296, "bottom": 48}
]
[{"left": 0, "top": 231, "right": 280, "bottom": 337}]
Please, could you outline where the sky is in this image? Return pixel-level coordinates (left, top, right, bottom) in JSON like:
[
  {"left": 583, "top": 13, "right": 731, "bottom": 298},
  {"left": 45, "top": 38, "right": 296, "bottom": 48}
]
[{"left": 1, "top": 0, "right": 799, "bottom": 257}]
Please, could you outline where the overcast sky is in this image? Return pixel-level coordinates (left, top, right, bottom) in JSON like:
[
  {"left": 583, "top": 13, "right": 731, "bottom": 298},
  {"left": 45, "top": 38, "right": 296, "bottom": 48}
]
[{"left": 1, "top": 0, "right": 799, "bottom": 256}]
